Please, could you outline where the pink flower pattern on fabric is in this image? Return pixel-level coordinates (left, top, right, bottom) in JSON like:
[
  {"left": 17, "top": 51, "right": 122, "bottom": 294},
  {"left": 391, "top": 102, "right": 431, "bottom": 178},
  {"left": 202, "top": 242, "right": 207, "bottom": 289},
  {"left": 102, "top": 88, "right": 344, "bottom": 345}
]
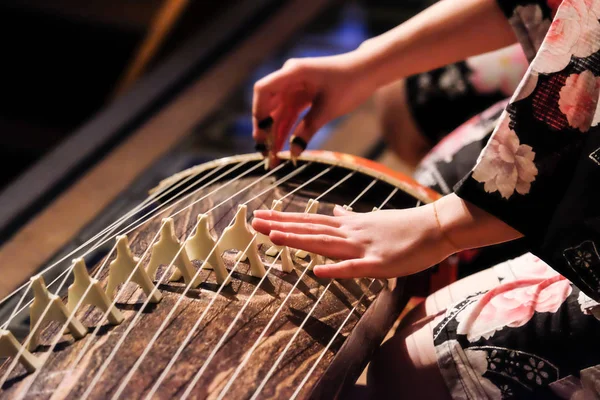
[
  {"left": 558, "top": 70, "right": 600, "bottom": 131},
  {"left": 456, "top": 277, "right": 572, "bottom": 342},
  {"left": 467, "top": 45, "right": 529, "bottom": 96},
  {"left": 533, "top": 0, "right": 600, "bottom": 74},
  {"left": 472, "top": 118, "right": 538, "bottom": 199}
]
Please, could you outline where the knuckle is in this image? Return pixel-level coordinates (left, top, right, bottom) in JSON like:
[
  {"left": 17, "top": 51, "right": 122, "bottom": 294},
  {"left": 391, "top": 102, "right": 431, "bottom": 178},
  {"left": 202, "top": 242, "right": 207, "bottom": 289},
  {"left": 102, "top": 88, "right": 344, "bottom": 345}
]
[
  {"left": 284, "top": 58, "right": 305, "bottom": 73},
  {"left": 320, "top": 235, "right": 333, "bottom": 245},
  {"left": 253, "top": 80, "right": 267, "bottom": 94},
  {"left": 306, "top": 223, "right": 319, "bottom": 233}
]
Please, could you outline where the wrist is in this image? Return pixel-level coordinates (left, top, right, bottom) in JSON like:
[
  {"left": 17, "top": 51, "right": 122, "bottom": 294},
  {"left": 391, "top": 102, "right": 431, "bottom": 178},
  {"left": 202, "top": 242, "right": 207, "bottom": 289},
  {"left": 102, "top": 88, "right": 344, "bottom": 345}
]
[{"left": 432, "top": 193, "right": 524, "bottom": 251}]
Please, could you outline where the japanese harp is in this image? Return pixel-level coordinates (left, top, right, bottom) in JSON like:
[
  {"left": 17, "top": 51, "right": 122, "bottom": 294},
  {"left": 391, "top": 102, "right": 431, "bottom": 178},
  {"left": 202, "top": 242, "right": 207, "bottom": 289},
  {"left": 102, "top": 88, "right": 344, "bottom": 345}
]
[{"left": 0, "top": 151, "right": 439, "bottom": 399}]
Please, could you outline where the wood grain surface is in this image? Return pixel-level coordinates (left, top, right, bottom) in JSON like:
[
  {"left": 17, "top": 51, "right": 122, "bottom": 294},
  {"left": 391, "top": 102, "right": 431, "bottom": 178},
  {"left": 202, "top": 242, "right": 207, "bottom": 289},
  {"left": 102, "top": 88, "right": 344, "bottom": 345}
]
[{"left": 0, "top": 160, "right": 421, "bottom": 399}]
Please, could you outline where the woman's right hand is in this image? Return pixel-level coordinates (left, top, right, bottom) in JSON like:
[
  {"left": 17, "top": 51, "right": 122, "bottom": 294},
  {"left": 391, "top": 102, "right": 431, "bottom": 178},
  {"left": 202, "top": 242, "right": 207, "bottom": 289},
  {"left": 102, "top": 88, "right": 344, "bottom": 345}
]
[{"left": 252, "top": 51, "right": 376, "bottom": 165}]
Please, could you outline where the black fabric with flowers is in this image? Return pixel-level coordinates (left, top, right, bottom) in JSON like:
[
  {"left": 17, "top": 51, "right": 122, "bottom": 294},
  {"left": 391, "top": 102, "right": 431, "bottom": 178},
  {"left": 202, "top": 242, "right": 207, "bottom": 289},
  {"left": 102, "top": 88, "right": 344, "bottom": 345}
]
[{"left": 455, "top": 0, "right": 600, "bottom": 302}]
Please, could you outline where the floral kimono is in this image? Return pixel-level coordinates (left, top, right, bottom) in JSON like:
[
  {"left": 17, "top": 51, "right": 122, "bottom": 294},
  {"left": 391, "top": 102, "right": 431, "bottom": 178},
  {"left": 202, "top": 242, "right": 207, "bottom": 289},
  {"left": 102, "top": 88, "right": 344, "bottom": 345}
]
[{"left": 422, "top": 0, "right": 600, "bottom": 398}]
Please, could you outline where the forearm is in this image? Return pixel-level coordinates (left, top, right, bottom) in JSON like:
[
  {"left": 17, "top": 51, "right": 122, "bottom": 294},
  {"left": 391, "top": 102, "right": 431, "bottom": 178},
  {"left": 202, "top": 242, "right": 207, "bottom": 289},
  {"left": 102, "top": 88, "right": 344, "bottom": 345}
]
[
  {"left": 357, "top": 0, "right": 517, "bottom": 89},
  {"left": 434, "top": 193, "right": 523, "bottom": 252}
]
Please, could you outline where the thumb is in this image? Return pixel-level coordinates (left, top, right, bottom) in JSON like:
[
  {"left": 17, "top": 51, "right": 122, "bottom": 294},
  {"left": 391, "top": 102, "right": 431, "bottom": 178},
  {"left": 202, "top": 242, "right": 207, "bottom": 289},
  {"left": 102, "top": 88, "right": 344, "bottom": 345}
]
[{"left": 333, "top": 204, "right": 354, "bottom": 216}]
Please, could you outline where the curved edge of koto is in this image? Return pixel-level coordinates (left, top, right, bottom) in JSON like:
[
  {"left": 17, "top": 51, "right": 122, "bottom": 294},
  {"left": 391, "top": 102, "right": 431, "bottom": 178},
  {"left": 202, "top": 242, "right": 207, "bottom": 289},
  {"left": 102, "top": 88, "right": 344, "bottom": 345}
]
[
  {"left": 149, "top": 151, "right": 441, "bottom": 204},
  {"left": 150, "top": 150, "right": 439, "bottom": 399}
]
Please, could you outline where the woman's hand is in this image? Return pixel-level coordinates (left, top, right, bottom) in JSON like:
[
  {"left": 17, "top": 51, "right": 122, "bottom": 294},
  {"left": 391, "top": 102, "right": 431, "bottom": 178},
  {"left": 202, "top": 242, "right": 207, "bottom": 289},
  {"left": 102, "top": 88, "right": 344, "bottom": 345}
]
[
  {"left": 252, "top": 201, "right": 454, "bottom": 279},
  {"left": 252, "top": 51, "right": 377, "bottom": 165},
  {"left": 251, "top": 194, "right": 523, "bottom": 279}
]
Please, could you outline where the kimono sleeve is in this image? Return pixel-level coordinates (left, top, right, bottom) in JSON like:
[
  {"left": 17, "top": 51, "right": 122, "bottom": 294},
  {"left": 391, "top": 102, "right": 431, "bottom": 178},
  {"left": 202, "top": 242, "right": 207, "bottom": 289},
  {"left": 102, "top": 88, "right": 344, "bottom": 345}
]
[
  {"left": 454, "top": 0, "right": 600, "bottom": 300},
  {"left": 493, "top": 0, "right": 557, "bottom": 61}
]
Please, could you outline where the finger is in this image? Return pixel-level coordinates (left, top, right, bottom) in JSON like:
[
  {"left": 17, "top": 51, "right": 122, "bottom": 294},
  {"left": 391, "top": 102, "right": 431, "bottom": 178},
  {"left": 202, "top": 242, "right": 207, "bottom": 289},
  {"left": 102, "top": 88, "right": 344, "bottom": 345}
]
[
  {"left": 313, "top": 259, "right": 375, "bottom": 279},
  {"left": 252, "top": 218, "right": 345, "bottom": 238},
  {"left": 268, "top": 231, "right": 358, "bottom": 259},
  {"left": 252, "top": 96, "right": 279, "bottom": 147},
  {"left": 252, "top": 69, "right": 291, "bottom": 121},
  {"left": 268, "top": 101, "right": 305, "bottom": 168},
  {"left": 253, "top": 210, "right": 340, "bottom": 227},
  {"left": 272, "top": 98, "right": 310, "bottom": 153},
  {"left": 289, "top": 97, "right": 327, "bottom": 158},
  {"left": 252, "top": 67, "right": 306, "bottom": 145},
  {"left": 333, "top": 204, "right": 354, "bottom": 217}
]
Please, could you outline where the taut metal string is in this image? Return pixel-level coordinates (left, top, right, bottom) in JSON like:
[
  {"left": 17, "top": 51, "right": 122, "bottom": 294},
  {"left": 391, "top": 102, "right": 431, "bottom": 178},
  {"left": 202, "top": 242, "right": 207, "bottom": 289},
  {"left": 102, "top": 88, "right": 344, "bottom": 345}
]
[
  {"left": 0, "top": 159, "right": 226, "bottom": 316},
  {"left": 213, "top": 175, "right": 377, "bottom": 400},
  {"left": 79, "top": 160, "right": 299, "bottom": 399},
  {"left": 108, "top": 161, "right": 317, "bottom": 399},
  {"left": 163, "top": 168, "right": 358, "bottom": 400},
  {"left": 10, "top": 159, "right": 273, "bottom": 397},
  {"left": 0, "top": 160, "right": 258, "bottom": 389},
  {"left": 289, "top": 188, "right": 403, "bottom": 400},
  {"left": 143, "top": 164, "right": 341, "bottom": 399},
  {"left": 0, "top": 160, "right": 239, "bottom": 330},
  {"left": 247, "top": 177, "right": 379, "bottom": 400}
]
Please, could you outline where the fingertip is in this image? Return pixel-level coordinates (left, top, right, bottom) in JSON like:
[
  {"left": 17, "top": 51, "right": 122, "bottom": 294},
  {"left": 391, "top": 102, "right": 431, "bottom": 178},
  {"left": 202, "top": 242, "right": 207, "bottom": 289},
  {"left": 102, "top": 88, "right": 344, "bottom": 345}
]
[
  {"left": 254, "top": 142, "right": 268, "bottom": 157},
  {"left": 269, "top": 230, "right": 286, "bottom": 245},
  {"left": 253, "top": 210, "right": 269, "bottom": 219},
  {"left": 289, "top": 135, "right": 307, "bottom": 158},
  {"left": 268, "top": 152, "right": 280, "bottom": 170},
  {"left": 333, "top": 204, "right": 353, "bottom": 216},
  {"left": 312, "top": 265, "right": 330, "bottom": 278}
]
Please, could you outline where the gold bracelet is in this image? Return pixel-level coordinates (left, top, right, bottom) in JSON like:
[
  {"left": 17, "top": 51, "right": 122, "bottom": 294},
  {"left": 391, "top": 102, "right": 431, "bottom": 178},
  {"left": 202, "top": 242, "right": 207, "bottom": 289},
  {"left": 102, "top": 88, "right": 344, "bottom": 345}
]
[{"left": 432, "top": 201, "right": 461, "bottom": 252}]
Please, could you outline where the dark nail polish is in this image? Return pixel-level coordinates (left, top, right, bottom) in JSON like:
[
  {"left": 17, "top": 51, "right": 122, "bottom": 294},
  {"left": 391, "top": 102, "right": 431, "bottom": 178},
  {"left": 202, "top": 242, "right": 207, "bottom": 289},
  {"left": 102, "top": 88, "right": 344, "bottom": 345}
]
[
  {"left": 290, "top": 136, "right": 307, "bottom": 151},
  {"left": 258, "top": 116, "right": 274, "bottom": 130},
  {"left": 254, "top": 142, "right": 267, "bottom": 152}
]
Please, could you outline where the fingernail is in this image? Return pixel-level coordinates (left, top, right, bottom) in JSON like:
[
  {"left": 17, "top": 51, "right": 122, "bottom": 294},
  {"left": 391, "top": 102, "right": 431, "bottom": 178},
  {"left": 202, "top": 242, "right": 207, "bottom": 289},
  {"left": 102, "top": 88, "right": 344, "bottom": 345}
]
[
  {"left": 258, "top": 116, "right": 274, "bottom": 130},
  {"left": 290, "top": 135, "right": 307, "bottom": 151},
  {"left": 254, "top": 142, "right": 268, "bottom": 156}
]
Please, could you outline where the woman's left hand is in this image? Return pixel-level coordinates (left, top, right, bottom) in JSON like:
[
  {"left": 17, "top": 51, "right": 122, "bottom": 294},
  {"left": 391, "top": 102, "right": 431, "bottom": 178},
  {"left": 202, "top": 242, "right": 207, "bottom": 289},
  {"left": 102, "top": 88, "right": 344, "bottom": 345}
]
[{"left": 251, "top": 202, "right": 456, "bottom": 279}]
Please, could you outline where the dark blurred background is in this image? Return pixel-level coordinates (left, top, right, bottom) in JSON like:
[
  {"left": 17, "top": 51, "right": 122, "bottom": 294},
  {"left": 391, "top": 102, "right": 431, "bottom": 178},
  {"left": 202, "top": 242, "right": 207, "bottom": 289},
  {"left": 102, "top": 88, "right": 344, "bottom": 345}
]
[{"left": 0, "top": 0, "right": 433, "bottom": 192}]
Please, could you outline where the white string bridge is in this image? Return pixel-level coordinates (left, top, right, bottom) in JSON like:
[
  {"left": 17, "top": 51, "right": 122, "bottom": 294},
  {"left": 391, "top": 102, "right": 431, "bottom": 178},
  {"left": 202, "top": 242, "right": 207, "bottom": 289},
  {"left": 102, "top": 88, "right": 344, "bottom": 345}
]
[
  {"left": 294, "top": 199, "right": 323, "bottom": 270},
  {"left": 29, "top": 276, "right": 87, "bottom": 351},
  {"left": 183, "top": 214, "right": 231, "bottom": 285},
  {"left": 107, "top": 235, "right": 163, "bottom": 303},
  {"left": 67, "top": 258, "right": 124, "bottom": 326},
  {"left": 219, "top": 205, "right": 266, "bottom": 278},
  {"left": 146, "top": 218, "right": 202, "bottom": 287}
]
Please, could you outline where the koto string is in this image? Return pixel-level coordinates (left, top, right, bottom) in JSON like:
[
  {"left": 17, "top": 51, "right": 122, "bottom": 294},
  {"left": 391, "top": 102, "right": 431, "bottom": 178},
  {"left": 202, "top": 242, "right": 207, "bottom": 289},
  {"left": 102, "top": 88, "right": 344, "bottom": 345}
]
[
  {"left": 143, "top": 164, "right": 339, "bottom": 399},
  {"left": 11, "top": 159, "right": 268, "bottom": 397},
  {"left": 162, "top": 167, "right": 356, "bottom": 400},
  {"left": 108, "top": 161, "right": 310, "bottom": 399},
  {"left": 0, "top": 161, "right": 238, "bottom": 329},
  {"left": 22, "top": 159, "right": 281, "bottom": 398},
  {"left": 0, "top": 160, "right": 254, "bottom": 388},
  {"left": 181, "top": 168, "right": 358, "bottom": 400},
  {"left": 9, "top": 159, "right": 267, "bottom": 398},
  {"left": 289, "top": 188, "right": 403, "bottom": 400},
  {"left": 244, "top": 177, "right": 379, "bottom": 400},
  {"left": 289, "top": 280, "right": 378, "bottom": 400},
  {"left": 0, "top": 159, "right": 219, "bottom": 314},
  {"left": 210, "top": 174, "right": 375, "bottom": 400},
  {"left": 78, "top": 160, "right": 296, "bottom": 399}
]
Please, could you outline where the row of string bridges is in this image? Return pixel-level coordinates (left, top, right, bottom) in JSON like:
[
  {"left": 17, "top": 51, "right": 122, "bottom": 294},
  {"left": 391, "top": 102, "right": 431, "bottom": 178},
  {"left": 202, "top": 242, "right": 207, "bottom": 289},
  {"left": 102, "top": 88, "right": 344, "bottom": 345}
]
[
  {"left": 2, "top": 157, "right": 393, "bottom": 400},
  {"left": 0, "top": 156, "right": 260, "bottom": 374},
  {"left": 0, "top": 158, "right": 285, "bottom": 395},
  {"left": 109, "top": 162, "right": 341, "bottom": 400},
  {"left": 16, "top": 158, "right": 332, "bottom": 399}
]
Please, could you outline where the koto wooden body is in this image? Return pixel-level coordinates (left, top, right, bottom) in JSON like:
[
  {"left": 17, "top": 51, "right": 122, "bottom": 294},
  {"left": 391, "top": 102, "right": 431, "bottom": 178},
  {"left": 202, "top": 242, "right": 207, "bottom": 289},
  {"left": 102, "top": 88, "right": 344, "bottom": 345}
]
[{"left": 0, "top": 152, "right": 438, "bottom": 399}]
